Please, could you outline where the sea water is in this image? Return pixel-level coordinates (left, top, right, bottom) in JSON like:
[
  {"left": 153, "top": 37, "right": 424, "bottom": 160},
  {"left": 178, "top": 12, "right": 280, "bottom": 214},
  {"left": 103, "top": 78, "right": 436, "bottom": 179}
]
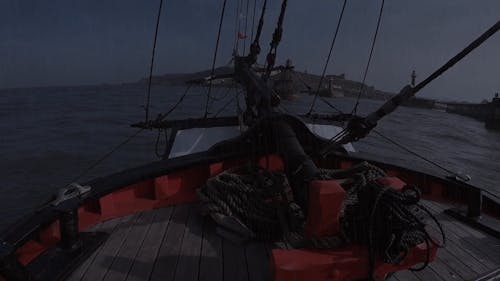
[{"left": 0, "top": 85, "right": 499, "bottom": 231}]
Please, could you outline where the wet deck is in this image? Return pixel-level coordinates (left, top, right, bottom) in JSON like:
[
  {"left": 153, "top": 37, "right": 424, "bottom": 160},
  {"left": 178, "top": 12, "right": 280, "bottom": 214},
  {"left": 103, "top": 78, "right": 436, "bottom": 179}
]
[{"left": 66, "top": 201, "right": 500, "bottom": 281}]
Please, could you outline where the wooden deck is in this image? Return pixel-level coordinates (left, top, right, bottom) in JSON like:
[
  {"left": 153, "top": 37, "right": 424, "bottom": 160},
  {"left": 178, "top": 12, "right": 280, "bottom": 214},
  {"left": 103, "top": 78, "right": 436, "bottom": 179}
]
[{"left": 66, "top": 201, "right": 500, "bottom": 281}]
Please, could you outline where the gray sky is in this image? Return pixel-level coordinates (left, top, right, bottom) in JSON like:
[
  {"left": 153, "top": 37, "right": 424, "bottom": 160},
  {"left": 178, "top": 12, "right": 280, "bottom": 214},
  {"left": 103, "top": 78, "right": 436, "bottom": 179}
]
[{"left": 0, "top": 0, "right": 499, "bottom": 102}]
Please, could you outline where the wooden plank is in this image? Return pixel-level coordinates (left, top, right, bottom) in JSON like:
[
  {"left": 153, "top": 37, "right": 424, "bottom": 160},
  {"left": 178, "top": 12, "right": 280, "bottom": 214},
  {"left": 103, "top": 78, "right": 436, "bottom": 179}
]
[
  {"left": 412, "top": 263, "right": 445, "bottom": 281},
  {"left": 102, "top": 210, "right": 156, "bottom": 281},
  {"left": 125, "top": 207, "right": 174, "bottom": 281},
  {"left": 420, "top": 205, "right": 490, "bottom": 277},
  {"left": 393, "top": 270, "right": 421, "bottom": 281},
  {"left": 81, "top": 213, "right": 140, "bottom": 281},
  {"left": 245, "top": 242, "right": 270, "bottom": 281},
  {"left": 66, "top": 219, "right": 119, "bottom": 281},
  {"left": 149, "top": 204, "right": 191, "bottom": 281},
  {"left": 425, "top": 216, "right": 493, "bottom": 273},
  {"left": 198, "top": 219, "right": 223, "bottom": 281},
  {"left": 428, "top": 258, "right": 464, "bottom": 281},
  {"left": 423, "top": 201, "right": 500, "bottom": 267},
  {"left": 223, "top": 239, "right": 249, "bottom": 281},
  {"left": 173, "top": 205, "right": 204, "bottom": 281},
  {"left": 435, "top": 248, "right": 479, "bottom": 280}
]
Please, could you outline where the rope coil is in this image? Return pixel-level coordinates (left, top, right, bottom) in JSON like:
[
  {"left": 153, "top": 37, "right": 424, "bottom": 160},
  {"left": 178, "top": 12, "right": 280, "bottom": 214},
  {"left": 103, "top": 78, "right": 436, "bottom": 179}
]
[{"left": 198, "top": 161, "right": 445, "bottom": 278}]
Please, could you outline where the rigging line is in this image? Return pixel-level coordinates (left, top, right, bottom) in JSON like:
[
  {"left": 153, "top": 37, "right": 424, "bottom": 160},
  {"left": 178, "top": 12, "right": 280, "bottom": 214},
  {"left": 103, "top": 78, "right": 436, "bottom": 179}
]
[
  {"left": 158, "top": 85, "right": 192, "bottom": 121},
  {"left": 253, "top": 0, "right": 267, "bottom": 44},
  {"left": 306, "top": 0, "right": 348, "bottom": 115},
  {"left": 243, "top": 0, "right": 251, "bottom": 54},
  {"left": 351, "top": 0, "right": 385, "bottom": 115},
  {"left": 263, "top": 0, "right": 289, "bottom": 80},
  {"left": 319, "top": 96, "right": 344, "bottom": 114},
  {"left": 372, "top": 129, "right": 457, "bottom": 176},
  {"left": 214, "top": 95, "right": 238, "bottom": 117},
  {"left": 144, "top": 0, "right": 165, "bottom": 122},
  {"left": 373, "top": 130, "right": 500, "bottom": 201},
  {"left": 67, "top": 128, "right": 144, "bottom": 185},
  {"left": 204, "top": 0, "right": 228, "bottom": 119},
  {"left": 292, "top": 70, "right": 343, "bottom": 113},
  {"left": 250, "top": 0, "right": 257, "bottom": 40},
  {"left": 233, "top": 0, "right": 243, "bottom": 53},
  {"left": 214, "top": 84, "right": 241, "bottom": 117}
]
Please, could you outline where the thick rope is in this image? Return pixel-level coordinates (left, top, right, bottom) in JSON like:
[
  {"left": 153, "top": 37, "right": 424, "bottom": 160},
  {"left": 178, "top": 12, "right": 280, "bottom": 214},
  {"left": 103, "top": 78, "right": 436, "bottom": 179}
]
[
  {"left": 263, "top": 0, "right": 288, "bottom": 80},
  {"left": 198, "top": 161, "right": 445, "bottom": 278}
]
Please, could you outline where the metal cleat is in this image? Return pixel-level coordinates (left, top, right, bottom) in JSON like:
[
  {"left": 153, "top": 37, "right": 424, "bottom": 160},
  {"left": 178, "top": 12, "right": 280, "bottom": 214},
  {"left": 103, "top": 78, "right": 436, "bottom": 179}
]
[{"left": 51, "top": 183, "right": 91, "bottom": 206}]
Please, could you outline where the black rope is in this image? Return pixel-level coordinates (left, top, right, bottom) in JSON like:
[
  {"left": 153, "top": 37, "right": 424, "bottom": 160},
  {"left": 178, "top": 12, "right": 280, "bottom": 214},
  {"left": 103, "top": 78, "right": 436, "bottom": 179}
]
[
  {"left": 247, "top": 0, "right": 267, "bottom": 63},
  {"left": 214, "top": 94, "right": 238, "bottom": 117},
  {"left": 250, "top": 0, "right": 257, "bottom": 41},
  {"left": 158, "top": 85, "right": 192, "bottom": 122},
  {"left": 67, "top": 128, "right": 144, "bottom": 185},
  {"left": 263, "top": 0, "right": 288, "bottom": 80},
  {"left": 144, "top": 0, "right": 165, "bottom": 122},
  {"left": 243, "top": 0, "right": 250, "bottom": 54},
  {"left": 320, "top": 96, "right": 344, "bottom": 114},
  {"left": 372, "top": 129, "right": 458, "bottom": 176},
  {"left": 253, "top": 0, "right": 267, "bottom": 44},
  {"left": 351, "top": 0, "right": 385, "bottom": 115},
  {"left": 204, "top": 0, "right": 228, "bottom": 118},
  {"left": 307, "top": 0, "right": 347, "bottom": 115},
  {"left": 233, "top": 0, "right": 242, "bottom": 52}
]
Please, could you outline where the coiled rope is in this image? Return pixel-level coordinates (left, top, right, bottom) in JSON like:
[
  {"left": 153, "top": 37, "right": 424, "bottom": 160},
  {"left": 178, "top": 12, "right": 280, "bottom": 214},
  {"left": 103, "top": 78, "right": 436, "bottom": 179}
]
[{"left": 198, "top": 161, "right": 445, "bottom": 278}]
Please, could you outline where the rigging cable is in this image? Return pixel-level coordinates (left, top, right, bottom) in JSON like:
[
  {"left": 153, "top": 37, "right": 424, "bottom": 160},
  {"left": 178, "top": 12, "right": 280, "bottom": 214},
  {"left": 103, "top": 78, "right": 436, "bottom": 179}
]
[
  {"left": 203, "top": 0, "right": 229, "bottom": 118},
  {"left": 306, "top": 0, "right": 348, "bottom": 115},
  {"left": 263, "top": 0, "right": 289, "bottom": 80},
  {"left": 250, "top": 0, "right": 257, "bottom": 40},
  {"left": 248, "top": 0, "right": 267, "bottom": 63},
  {"left": 158, "top": 85, "right": 192, "bottom": 122},
  {"left": 67, "top": 128, "right": 144, "bottom": 185},
  {"left": 351, "top": 0, "right": 385, "bottom": 115},
  {"left": 243, "top": 0, "right": 251, "bottom": 54},
  {"left": 293, "top": 70, "right": 343, "bottom": 113},
  {"left": 372, "top": 129, "right": 464, "bottom": 178},
  {"left": 233, "top": 0, "right": 243, "bottom": 53},
  {"left": 370, "top": 130, "right": 500, "bottom": 216},
  {"left": 144, "top": 0, "right": 165, "bottom": 122}
]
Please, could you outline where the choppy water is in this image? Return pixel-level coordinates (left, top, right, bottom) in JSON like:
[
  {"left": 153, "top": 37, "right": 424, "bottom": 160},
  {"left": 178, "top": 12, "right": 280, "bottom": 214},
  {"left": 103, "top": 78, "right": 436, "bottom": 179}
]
[{"left": 0, "top": 85, "right": 499, "bottom": 231}]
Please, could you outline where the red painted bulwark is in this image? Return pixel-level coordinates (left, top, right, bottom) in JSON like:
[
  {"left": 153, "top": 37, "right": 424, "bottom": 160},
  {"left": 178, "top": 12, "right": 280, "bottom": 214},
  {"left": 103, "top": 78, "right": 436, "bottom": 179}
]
[
  {"left": 271, "top": 243, "right": 437, "bottom": 281},
  {"left": 305, "top": 180, "right": 345, "bottom": 237},
  {"left": 154, "top": 165, "right": 209, "bottom": 205}
]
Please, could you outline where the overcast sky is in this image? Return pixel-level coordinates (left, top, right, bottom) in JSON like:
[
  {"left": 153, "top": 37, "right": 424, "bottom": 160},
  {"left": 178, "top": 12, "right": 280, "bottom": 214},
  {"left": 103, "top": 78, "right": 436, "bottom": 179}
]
[{"left": 0, "top": 0, "right": 499, "bottom": 102}]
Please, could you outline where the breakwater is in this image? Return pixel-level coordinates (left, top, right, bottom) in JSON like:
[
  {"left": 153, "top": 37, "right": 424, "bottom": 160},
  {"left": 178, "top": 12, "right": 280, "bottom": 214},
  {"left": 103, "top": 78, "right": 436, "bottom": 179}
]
[{"left": 445, "top": 96, "right": 500, "bottom": 130}]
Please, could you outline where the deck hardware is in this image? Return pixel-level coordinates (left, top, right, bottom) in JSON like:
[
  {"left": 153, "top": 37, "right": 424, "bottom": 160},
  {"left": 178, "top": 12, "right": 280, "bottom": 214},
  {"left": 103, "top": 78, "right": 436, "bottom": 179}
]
[
  {"left": 57, "top": 208, "right": 81, "bottom": 253},
  {"left": 51, "top": 183, "right": 91, "bottom": 207}
]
